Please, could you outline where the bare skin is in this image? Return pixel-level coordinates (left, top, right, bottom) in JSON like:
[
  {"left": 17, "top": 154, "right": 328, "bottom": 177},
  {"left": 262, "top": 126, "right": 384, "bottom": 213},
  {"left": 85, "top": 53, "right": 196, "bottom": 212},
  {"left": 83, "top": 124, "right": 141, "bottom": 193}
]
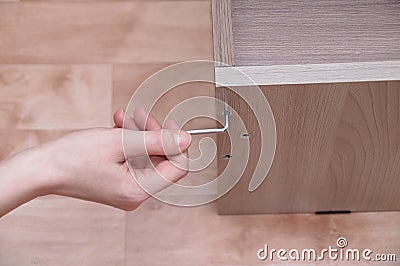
[{"left": 0, "top": 108, "right": 191, "bottom": 217}]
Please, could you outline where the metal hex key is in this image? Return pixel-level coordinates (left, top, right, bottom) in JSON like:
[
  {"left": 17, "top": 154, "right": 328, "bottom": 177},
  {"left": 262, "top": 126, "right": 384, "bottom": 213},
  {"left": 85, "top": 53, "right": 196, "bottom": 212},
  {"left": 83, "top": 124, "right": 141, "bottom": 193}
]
[{"left": 187, "top": 109, "right": 230, "bottom": 135}]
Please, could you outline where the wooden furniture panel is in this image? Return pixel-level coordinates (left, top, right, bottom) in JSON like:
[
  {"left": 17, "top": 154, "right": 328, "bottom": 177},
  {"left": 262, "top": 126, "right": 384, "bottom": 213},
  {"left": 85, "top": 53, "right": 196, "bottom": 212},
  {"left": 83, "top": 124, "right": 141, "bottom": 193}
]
[
  {"left": 328, "top": 81, "right": 400, "bottom": 211},
  {"left": 215, "top": 61, "right": 400, "bottom": 86},
  {"left": 214, "top": 0, "right": 400, "bottom": 214},
  {"left": 0, "top": 1, "right": 212, "bottom": 64},
  {"left": 231, "top": 0, "right": 400, "bottom": 66},
  {"left": 212, "top": 0, "right": 234, "bottom": 65},
  {"left": 218, "top": 82, "right": 400, "bottom": 214},
  {"left": 218, "top": 83, "right": 347, "bottom": 214}
]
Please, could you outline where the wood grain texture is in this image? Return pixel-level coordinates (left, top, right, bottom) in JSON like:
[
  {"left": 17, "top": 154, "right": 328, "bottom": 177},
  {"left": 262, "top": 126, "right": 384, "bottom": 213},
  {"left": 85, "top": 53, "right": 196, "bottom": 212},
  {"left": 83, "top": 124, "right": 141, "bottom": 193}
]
[
  {"left": 218, "top": 81, "right": 400, "bottom": 214},
  {"left": 215, "top": 60, "right": 400, "bottom": 86},
  {"left": 112, "top": 63, "right": 171, "bottom": 113},
  {"left": 0, "top": 1, "right": 212, "bottom": 64},
  {"left": 0, "top": 196, "right": 125, "bottom": 266},
  {"left": 217, "top": 84, "right": 349, "bottom": 214},
  {"left": 0, "top": 65, "right": 112, "bottom": 129},
  {"left": 212, "top": 0, "right": 234, "bottom": 65},
  {"left": 328, "top": 81, "right": 400, "bottom": 211},
  {"left": 126, "top": 198, "right": 400, "bottom": 265},
  {"left": 231, "top": 0, "right": 400, "bottom": 66}
]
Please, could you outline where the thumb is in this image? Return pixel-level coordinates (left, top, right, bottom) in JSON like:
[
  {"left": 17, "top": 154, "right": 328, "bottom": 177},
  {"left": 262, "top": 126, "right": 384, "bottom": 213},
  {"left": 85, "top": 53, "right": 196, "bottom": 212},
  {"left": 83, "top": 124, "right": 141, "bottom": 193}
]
[{"left": 123, "top": 129, "right": 191, "bottom": 158}]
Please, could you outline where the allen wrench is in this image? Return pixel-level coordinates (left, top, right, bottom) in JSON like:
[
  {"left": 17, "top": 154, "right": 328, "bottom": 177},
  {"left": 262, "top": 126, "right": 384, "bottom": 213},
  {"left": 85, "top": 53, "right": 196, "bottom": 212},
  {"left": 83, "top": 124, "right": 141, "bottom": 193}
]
[{"left": 187, "top": 105, "right": 230, "bottom": 135}]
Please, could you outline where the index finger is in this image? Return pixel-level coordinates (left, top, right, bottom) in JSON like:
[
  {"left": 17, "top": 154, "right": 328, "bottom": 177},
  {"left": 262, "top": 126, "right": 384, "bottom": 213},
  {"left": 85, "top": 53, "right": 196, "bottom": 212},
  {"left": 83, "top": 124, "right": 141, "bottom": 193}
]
[{"left": 123, "top": 129, "right": 191, "bottom": 158}]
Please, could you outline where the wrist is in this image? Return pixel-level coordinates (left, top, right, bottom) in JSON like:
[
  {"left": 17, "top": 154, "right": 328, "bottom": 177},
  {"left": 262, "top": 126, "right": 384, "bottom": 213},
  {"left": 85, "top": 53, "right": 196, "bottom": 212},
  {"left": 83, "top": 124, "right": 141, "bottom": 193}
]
[
  {"left": 28, "top": 144, "right": 64, "bottom": 197},
  {"left": 7, "top": 145, "right": 62, "bottom": 198},
  {"left": 0, "top": 147, "right": 57, "bottom": 216}
]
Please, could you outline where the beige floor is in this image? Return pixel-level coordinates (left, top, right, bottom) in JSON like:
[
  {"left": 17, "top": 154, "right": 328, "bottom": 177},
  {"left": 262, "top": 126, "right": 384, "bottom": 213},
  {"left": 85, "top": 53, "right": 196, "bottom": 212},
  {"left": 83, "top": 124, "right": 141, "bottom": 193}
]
[{"left": 0, "top": 0, "right": 399, "bottom": 265}]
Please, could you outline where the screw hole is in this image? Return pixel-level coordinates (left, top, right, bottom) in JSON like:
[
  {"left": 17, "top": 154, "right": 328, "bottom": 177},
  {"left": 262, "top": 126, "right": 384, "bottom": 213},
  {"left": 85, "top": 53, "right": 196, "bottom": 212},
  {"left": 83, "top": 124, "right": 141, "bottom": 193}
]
[
  {"left": 241, "top": 133, "right": 250, "bottom": 139},
  {"left": 222, "top": 110, "right": 231, "bottom": 116},
  {"left": 222, "top": 154, "right": 232, "bottom": 159}
]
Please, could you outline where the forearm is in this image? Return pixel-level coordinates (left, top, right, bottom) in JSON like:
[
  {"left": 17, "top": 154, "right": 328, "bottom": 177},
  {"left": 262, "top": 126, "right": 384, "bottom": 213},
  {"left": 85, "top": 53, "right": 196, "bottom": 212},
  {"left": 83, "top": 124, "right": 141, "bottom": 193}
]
[{"left": 0, "top": 148, "right": 53, "bottom": 217}]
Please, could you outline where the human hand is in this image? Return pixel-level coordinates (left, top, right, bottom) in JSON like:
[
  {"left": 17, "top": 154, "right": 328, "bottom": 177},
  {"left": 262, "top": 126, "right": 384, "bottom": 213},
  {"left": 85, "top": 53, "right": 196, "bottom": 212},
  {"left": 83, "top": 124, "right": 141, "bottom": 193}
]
[{"left": 0, "top": 108, "right": 191, "bottom": 215}]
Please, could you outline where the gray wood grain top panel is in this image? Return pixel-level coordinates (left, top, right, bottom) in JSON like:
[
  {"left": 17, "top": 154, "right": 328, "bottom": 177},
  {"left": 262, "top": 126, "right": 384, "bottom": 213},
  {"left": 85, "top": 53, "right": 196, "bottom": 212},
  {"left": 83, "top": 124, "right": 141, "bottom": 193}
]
[{"left": 231, "top": 0, "right": 400, "bottom": 66}]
